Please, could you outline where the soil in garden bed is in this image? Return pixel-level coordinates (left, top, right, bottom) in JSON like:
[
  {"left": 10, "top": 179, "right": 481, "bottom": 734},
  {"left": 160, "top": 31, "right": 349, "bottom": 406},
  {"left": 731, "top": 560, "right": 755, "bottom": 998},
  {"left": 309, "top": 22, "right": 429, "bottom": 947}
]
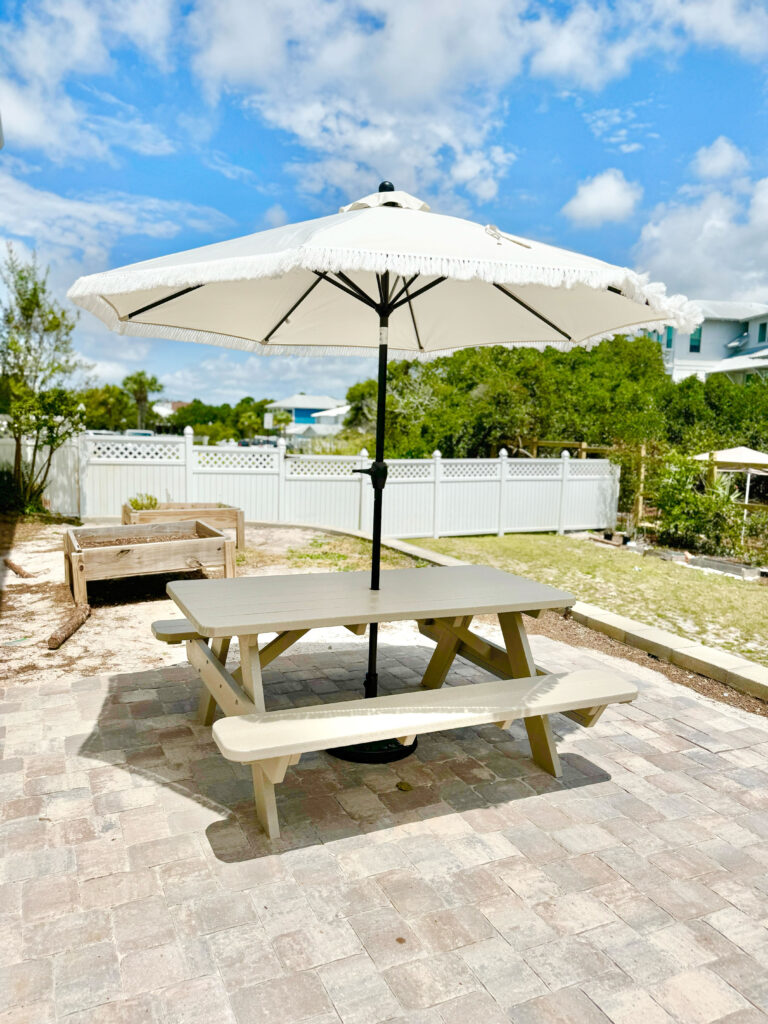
[{"left": 77, "top": 532, "right": 194, "bottom": 549}]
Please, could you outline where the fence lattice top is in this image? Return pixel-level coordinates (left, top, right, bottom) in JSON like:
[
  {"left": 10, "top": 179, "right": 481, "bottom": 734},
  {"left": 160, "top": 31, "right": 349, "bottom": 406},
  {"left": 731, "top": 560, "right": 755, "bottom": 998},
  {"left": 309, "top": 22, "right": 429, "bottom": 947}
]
[
  {"left": 194, "top": 448, "right": 279, "bottom": 471},
  {"left": 88, "top": 439, "right": 184, "bottom": 462}
]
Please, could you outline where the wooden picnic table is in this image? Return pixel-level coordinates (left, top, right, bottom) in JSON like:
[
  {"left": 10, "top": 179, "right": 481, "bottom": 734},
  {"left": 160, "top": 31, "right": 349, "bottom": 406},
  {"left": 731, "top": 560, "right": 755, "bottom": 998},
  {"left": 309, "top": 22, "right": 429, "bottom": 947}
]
[
  {"left": 165, "top": 564, "right": 576, "bottom": 721},
  {"left": 159, "top": 565, "right": 639, "bottom": 838}
]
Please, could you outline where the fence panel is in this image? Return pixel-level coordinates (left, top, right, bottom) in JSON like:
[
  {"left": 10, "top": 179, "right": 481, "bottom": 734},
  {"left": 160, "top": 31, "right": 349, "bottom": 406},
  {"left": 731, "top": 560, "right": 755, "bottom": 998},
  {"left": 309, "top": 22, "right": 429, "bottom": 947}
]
[
  {"left": 283, "top": 455, "right": 362, "bottom": 532},
  {"left": 83, "top": 436, "right": 186, "bottom": 516},
  {"left": 439, "top": 460, "right": 501, "bottom": 536},
  {"left": 0, "top": 436, "right": 82, "bottom": 517},
  {"left": 4, "top": 431, "right": 620, "bottom": 536},
  {"left": 503, "top": 460, "right": 562, "bottom": 532},
  {"left": 192, "top": 446, "right": 280, "bottom": 521},
  {"left": 382, "top": 461, "right": 435, "bottom": 538}
]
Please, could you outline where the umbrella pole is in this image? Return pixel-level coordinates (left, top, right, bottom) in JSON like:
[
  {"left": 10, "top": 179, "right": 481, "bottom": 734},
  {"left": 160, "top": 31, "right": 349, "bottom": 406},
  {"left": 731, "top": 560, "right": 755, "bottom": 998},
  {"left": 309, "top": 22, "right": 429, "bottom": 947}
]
[
  {"left": 327, "top": 304, "right": 417, "bottom": 764},
  {"left": 364, "top": 320, "right": 389, "bottom": 699}
]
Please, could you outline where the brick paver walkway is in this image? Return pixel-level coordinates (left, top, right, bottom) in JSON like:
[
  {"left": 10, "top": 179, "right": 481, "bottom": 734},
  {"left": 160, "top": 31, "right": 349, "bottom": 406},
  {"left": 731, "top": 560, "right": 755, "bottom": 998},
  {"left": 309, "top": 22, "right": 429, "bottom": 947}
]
[{"left": 2, "top": 625, "right": 768, "bottom": 1022}]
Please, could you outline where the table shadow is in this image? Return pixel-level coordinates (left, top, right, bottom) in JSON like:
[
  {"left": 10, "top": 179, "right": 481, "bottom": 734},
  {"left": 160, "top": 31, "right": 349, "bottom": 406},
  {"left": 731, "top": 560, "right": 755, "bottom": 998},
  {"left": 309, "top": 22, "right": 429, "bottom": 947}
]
[{"left": 76, "top": 638, "right": 612, "bottom": 861}]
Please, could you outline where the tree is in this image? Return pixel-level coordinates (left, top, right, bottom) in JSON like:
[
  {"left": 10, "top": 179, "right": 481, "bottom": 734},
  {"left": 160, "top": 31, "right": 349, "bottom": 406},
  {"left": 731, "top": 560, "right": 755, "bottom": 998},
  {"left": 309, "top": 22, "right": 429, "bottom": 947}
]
[
  {"left": 0, "top": 247, "right": 84, "bottom": 508},
  {"left": 79, "top": 384, "right": 136, "bottom": 431},
  {"left": 122, "top": 371, "right": 163, "bottom": 429}
]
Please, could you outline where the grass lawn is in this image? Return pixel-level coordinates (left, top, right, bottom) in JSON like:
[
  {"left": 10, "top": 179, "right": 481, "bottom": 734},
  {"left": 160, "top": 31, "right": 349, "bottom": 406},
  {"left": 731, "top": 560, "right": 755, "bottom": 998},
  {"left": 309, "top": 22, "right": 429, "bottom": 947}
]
[
  {"left": 236, "top": 533, "right": 427, "bottom": 574},
  {"left": 410, "top": 533, "right": 768, "bottom": 666}
]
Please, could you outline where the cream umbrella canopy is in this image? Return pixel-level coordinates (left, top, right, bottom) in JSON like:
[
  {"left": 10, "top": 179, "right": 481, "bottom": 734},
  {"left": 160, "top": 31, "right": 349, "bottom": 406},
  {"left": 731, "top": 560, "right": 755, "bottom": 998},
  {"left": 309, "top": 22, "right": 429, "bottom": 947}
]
[{"left": 69, "top": 182, "right": 696, "bottom": 753}]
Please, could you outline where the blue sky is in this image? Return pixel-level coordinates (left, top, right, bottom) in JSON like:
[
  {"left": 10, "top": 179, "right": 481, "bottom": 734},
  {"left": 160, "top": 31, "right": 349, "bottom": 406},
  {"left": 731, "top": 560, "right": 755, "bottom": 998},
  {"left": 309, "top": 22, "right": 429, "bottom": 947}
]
[{"left": 2, "top": 0, "right": 768, "bottom": 404}]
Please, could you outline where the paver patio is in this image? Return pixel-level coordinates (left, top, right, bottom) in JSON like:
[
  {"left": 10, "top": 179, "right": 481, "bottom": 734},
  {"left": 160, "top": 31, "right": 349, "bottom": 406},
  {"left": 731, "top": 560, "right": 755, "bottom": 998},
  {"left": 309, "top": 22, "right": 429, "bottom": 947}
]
[{"left": 2, "top": 623, "right": 768, "bottom": 1023}]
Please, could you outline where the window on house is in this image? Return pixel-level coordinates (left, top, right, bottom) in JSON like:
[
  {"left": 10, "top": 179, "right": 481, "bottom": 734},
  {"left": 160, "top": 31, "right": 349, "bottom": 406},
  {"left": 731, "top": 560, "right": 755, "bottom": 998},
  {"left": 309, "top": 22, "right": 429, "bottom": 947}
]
[
  {"left": 665, "top": 326, "right": 675, "bottom": 349},
  {"left": 759, "top": 322, "right": 767, "bottom": 345},
  {"left": 689, "top": 326, "right": 701, "bottom": 353}
]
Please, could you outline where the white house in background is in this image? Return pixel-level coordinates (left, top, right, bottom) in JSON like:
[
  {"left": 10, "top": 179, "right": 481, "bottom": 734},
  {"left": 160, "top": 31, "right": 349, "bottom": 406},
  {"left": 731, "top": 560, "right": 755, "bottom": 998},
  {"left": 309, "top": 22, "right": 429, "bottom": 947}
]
[
  {"left": 651, "top": 300, "right": 768, "bottom": 382},
  {"left": 265, "top": 394, "right": 344, "bottom": 436},
  {"left": 309, "top": 404, "right": 350, "bottom": 433}
]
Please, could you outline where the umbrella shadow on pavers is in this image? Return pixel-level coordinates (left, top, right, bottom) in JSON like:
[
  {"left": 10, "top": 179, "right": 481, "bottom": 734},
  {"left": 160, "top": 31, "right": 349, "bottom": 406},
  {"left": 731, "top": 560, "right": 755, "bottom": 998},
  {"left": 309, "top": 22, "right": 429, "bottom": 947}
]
[{"left": 77, "top": 638, "right": 611, "bottom": 861}]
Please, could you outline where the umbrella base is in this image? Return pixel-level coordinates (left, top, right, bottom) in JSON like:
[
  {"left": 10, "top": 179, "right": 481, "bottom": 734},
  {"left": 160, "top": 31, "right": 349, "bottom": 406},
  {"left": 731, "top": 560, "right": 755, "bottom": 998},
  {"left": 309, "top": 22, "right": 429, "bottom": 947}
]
[{"left": 326, "top": 737, "right": 418, "bottom": 764}]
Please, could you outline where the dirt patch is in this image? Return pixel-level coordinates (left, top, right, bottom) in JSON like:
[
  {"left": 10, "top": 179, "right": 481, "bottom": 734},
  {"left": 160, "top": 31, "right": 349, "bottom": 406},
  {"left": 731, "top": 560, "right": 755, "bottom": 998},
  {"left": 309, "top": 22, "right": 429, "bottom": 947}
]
[{"left": 77, "top": 532, "right": 195, "bottom": 548}]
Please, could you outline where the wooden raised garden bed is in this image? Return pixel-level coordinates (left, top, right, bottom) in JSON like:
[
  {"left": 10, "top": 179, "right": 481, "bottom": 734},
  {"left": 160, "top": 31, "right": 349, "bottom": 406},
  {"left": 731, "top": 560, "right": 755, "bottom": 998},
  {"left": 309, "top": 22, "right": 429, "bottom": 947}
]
[
  {"left": 122, "top": 502, "right": 245, "bottom": 549},
  {"left": 64, "top": 521, "right": 235, "bottom": 605}
]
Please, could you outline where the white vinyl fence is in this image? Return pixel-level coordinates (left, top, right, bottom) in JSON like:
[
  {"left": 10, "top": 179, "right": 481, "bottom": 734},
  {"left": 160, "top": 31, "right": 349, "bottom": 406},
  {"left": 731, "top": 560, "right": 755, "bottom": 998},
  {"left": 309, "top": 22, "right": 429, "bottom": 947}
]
[{"left": 0, "top": 429, "right": 620, "bottom": 537}]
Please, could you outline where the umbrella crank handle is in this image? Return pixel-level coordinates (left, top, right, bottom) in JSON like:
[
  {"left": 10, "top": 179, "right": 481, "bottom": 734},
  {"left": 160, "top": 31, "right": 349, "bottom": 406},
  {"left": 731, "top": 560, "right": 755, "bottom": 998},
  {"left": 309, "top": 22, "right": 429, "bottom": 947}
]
[{"left": 353, "top": 461, "right": 388, "bottom": 490}]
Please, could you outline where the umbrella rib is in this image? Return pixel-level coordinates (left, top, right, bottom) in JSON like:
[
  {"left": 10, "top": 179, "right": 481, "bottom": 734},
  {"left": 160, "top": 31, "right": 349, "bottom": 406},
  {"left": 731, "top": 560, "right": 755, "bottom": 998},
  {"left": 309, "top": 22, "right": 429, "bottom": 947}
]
[
  {"left": 390, "top": 276, "right": 447, "bottom": 311},
  {"left": 314, "top": 272, "right": 379, "bottom": 310},
  {"left": 334, "top": 271, "right": 378, "bottom": 307},
  {"left": 402, "top": 281, "right": 424, "bottom": 352},
  {"left": 493, "top": 284, "right": 573, "bottom": 342},
  {"left": 263, "top": 276, "right": 323, "bottom": 342},
  {"left": 125, "top": 284, "right": 204, "bottom": 320},
  {"left": 389, "top": 275, "right": 419, "bottom": 307}
]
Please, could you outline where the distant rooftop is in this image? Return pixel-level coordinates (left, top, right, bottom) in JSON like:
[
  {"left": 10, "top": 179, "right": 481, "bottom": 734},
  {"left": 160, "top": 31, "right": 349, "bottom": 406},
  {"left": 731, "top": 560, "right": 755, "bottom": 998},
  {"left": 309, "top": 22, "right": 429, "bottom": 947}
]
[
  {"left": 266, "top": 394, "right": 344, "bottom": 411},
  {"left": 692, "top": 299, "right": 768, "bottom": 321},
  {"left": 311, "top": 404, "right": 351, "bottom": 419}
]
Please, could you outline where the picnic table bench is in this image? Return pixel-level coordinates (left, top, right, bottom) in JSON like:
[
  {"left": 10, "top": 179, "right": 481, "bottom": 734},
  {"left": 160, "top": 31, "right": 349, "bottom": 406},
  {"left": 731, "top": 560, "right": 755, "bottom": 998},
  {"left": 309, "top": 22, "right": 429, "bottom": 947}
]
[{"left": 155, "top": 565, "right": 637, "bottom": 837}]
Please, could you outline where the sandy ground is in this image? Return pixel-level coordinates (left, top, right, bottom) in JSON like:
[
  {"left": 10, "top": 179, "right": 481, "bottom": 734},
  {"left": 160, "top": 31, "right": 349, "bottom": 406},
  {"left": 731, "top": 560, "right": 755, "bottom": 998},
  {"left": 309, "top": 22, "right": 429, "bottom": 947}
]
[{"left": 0, "top": 520, "right": 329, "bottom": 685}]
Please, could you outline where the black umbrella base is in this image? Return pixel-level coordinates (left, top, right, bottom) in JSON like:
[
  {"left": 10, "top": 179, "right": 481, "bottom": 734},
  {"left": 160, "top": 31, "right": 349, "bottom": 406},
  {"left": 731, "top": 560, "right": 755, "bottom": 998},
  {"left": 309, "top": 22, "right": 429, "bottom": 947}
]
[{"left": 326, "top": 737, "right": 418, "bottom": 764}]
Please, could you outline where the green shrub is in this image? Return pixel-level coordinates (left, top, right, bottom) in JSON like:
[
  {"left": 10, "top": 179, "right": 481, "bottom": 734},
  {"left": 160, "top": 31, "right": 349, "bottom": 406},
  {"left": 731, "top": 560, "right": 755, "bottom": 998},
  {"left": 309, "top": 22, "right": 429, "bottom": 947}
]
[
  {"left": 128, "top": 493, "right": 158, "bottom": 510},
  {"left": 655, "top": 456, "right": 746, "bottom": 555}
]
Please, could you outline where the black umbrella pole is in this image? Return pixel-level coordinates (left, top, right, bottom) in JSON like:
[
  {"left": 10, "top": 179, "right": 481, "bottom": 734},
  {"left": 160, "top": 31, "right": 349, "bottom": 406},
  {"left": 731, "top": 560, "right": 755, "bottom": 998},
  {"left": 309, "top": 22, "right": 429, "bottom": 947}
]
[
  {"left": 364, "top": 324, "right": 388, "bottom": 699},
  {"left": 326, "top": 298, "right": 415, "bottom": 762}
]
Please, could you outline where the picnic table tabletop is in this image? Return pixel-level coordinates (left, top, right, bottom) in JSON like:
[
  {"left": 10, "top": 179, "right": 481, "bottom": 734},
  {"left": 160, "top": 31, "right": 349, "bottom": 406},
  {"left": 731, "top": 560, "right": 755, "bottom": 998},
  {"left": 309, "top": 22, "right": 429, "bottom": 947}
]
[{"left": 167, "top": 564, "right": 575, "bottom": 637}]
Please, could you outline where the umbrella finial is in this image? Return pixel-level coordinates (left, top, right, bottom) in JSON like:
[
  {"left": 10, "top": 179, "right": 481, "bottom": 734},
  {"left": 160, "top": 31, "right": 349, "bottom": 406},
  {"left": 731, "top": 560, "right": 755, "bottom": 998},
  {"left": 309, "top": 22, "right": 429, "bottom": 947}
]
[{"left": 378, "top": 181, "right": 395, "bottom": 192}]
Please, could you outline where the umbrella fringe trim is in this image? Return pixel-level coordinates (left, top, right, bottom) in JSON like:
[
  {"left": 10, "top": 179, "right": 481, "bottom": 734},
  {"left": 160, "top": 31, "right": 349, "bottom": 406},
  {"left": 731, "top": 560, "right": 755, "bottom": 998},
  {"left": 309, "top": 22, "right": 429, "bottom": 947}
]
[
  {"left": 62, "top": 306, "right": 692, "bottom": 360},
  {"left": 67, "top": 249, "right": 701, "bottom": 333}
]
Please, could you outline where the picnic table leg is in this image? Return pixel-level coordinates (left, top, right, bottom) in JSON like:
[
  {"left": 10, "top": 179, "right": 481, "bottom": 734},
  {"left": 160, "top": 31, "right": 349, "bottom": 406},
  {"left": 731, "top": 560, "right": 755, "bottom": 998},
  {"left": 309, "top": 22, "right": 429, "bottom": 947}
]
[
  {"left": 498, "top": 611, "right": 562, "bottom": 778},
  {"left": 239, "top": 635, "right": 265, "bottom": 712},
  {"left": 420, "top": 615, "right": 473, "bottom": 689},
  {"left": 197, "top": 637, "right": 230, "bottom": 725}
]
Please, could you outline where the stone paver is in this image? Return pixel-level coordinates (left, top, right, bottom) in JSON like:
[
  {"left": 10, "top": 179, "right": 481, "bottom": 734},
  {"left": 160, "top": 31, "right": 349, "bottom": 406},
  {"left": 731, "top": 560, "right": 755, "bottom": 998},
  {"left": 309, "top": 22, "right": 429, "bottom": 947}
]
[{"left": 2, "top": 624, "right": 768, "bottom": 1021}]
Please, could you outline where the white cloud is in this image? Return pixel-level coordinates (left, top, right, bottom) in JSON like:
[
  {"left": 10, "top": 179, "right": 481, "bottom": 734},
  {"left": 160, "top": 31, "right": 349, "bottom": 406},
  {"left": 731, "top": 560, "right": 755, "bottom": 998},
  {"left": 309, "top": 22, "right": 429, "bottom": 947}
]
[
  {"left": 635, "top": 175, "right": 768, "bottom": 301},
  {"left": 0, "top": 168, "right": 230, "bottom": 370},
  {"left": 0, "top": 170, "right": 228, "bottom": 270},
  {"left": 187, "top": 0, "right": 529, "bottom": 205},
  {"left": 263, "top": 204, "right": 288, "bottom": 228},
  {"left": 583, "top": 104, "right": 654, "bottom": 153},
  {"left": 691, "top": 136, "right": 749, "bottom": 179},
  {"left": 0, "top": 0, "right": 175, "bottom": 160},
  {"left": 562, "top": 168, "right": 643, "bottom": 226}
]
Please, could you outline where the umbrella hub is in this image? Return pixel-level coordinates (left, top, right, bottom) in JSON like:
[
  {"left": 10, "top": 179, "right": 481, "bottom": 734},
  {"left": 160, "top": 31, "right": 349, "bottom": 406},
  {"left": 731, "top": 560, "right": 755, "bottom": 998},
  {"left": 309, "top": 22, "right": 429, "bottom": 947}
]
[{"left": 339, "top": 187, "right": 431, "bottom": 213}]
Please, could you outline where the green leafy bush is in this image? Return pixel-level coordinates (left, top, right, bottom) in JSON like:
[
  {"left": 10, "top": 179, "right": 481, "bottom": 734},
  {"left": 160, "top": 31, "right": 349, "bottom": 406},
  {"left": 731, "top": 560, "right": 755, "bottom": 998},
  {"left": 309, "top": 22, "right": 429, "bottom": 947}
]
[
  {"left": 128, "top": 493, "right": 158, "bottom": 510},
  {"left": 655, "top": 456, "right": 745, "bottom": 555}
]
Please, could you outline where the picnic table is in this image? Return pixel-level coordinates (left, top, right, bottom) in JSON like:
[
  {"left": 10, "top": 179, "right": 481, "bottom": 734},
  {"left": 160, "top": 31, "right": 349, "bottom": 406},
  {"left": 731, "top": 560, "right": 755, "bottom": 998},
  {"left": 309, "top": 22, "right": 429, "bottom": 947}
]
[{"left": 156, "top": 565, "right": 636, "bottom": 837}]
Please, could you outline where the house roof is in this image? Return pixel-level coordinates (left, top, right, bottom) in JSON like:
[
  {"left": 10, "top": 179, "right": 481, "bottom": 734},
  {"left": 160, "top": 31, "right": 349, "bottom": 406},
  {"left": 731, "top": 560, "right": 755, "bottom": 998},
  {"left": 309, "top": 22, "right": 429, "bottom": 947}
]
[
  {"left": 706, "top": 349, "right": 768, "bottom": 374},
  {"left": 692, "top": 299, "right": 768, "bottom": 321},
  {"left": 266, "top": 394, "right": 344, "bottom": 411},
  {"left": 310, "top": 404, "right": 350, "bottom": 418}
]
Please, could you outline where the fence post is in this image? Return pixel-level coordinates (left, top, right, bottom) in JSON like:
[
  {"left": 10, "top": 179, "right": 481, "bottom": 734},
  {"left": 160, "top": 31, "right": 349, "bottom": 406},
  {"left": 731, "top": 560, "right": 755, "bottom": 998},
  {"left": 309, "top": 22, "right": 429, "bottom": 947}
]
[
  {"left": 497, "top": 448, "right": 507, "bottom": 536},
  {"left": 432, "top": 450, "right": 442, "bottom": 538},
  {"left": 183, "top": 427, "right": 194, "bottom": 501},
  {"left": 358, "top": 448, "right": 368, "bottom": 530},
  {"left": 77, "top": 433, "right": 88, "bottom": 520},
  {"left": 633, "top": 443, "right": 646, "bottom": 524},
  {"left": 557, "top": 450, "right": 570, "bottom": 534},
  {"left": 277, "top": 437, "right": 286, "bottom": 522}
]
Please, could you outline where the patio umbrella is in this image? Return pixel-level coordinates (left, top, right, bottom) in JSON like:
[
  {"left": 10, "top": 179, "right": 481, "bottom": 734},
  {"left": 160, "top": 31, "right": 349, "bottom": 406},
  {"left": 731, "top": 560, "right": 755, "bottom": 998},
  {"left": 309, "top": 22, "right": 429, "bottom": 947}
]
[{"left": 68, "top": 182, "right": 695, "bottom": 758}]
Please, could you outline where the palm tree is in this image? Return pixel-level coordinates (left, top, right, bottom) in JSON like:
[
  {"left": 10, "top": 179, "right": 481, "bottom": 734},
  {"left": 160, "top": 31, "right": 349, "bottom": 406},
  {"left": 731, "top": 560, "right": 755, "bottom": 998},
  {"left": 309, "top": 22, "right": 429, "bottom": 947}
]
[{"left": 122, "top": 371, "right": 163, "bottom": 430}]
